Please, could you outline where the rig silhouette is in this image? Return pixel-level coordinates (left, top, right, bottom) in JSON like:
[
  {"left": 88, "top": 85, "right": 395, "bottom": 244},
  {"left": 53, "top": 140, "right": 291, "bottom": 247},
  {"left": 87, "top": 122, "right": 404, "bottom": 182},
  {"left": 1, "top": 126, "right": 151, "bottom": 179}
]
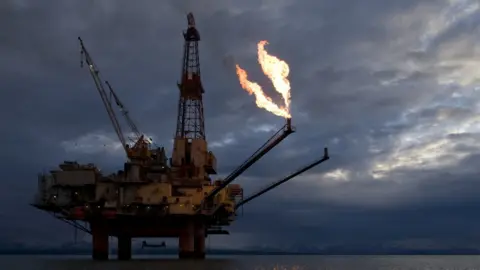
[{"left": 31, "top": 13, "right": 330, "bottom": 260}]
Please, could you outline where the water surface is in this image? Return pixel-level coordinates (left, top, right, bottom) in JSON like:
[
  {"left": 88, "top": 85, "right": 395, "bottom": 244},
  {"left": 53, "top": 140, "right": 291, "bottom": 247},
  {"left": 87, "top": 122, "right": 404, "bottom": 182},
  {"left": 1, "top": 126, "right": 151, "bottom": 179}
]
[{"left": 3, "top": 254, "right": 480, "bottom": 270}]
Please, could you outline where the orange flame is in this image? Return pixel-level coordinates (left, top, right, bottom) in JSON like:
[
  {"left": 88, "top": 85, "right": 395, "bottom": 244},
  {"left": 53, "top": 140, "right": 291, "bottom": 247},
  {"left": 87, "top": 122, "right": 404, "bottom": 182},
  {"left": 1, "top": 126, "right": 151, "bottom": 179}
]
[{"left": 235, "top": 40, "right": 291, "bottom": 119}]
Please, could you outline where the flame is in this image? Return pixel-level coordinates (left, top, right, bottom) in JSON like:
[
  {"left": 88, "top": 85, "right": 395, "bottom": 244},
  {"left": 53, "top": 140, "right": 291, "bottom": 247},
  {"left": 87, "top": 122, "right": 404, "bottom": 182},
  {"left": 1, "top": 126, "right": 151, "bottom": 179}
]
[{"left": 235, "top": 40, "right": 291, "bottom": 118}]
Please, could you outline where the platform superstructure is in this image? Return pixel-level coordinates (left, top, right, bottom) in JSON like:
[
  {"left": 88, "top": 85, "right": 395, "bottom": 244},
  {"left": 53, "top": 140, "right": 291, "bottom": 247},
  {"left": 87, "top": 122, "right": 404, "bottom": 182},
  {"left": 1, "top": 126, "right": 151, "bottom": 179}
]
[{"left": 31, "top": 13, "right": 330, "bottom": 260}]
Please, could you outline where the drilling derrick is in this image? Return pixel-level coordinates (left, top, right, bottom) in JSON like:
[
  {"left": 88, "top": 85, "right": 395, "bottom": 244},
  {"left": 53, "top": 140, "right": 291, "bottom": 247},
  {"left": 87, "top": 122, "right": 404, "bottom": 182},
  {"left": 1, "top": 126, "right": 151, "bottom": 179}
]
[
  {"left": 172, "top": 13, "right": 217, "bottom": 184},
  {"left": 176, "top": 13, "right": 204, "bottom": 139}
]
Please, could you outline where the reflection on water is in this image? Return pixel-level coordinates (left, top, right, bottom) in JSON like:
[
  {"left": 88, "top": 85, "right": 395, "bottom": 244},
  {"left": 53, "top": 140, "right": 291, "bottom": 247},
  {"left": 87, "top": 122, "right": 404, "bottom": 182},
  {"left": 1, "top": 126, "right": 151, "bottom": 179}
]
[{"left": 3, "top": 255, "right": 480, "bottom": 270}]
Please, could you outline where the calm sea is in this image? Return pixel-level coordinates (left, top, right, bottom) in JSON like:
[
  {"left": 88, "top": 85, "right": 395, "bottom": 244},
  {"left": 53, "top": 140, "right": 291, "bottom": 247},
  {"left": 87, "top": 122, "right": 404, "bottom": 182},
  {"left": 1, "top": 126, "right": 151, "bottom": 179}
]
[{"left": 2, "top": 255, "right": 480, "bottom": 270}]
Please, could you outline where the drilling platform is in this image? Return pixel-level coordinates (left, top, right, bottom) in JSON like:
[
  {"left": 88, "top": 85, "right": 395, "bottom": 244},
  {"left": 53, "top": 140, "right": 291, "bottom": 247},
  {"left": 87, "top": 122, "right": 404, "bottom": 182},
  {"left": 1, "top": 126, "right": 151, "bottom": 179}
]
[{"left": 31, "top": 13, "right": 330, "bottom": 260}]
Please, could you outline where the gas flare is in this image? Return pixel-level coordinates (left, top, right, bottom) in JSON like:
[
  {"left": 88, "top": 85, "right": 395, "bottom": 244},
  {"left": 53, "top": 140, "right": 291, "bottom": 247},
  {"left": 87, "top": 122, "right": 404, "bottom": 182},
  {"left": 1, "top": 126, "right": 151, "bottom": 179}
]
[{"left": 235, "top": 41, "right": 291, "bottom": 119}]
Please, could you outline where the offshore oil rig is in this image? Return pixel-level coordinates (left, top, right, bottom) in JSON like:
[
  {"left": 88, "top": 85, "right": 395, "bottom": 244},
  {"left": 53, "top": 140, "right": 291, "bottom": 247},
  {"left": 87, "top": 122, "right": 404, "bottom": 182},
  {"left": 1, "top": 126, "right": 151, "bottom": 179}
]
[{"left": 31, "top": 13, "right": 329, "bottom": 260}]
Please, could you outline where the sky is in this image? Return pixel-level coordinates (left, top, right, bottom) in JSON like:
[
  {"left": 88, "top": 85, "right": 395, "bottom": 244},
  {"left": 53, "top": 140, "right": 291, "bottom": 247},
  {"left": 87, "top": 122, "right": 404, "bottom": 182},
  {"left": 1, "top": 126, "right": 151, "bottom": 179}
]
[{"left": 1, "top": 0, "right": 480, "bottom": 250}]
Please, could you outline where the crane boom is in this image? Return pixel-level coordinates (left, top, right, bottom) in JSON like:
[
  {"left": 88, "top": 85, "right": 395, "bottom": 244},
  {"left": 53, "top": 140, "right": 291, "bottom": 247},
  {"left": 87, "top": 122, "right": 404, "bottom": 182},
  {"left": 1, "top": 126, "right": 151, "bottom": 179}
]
[
  {"left": 104, "top": 80, "right": 141, "bottom": 140},
  {"left": 78, "top": 37, "right": 128, "bottom": 155}
]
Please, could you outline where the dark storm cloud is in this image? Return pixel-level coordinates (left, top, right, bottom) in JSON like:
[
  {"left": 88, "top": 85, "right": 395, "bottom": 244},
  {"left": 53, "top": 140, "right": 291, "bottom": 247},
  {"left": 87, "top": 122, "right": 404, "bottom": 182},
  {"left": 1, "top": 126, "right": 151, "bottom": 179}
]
[{"left": 2, "top": 0, "right": 480, "bottom": 249}]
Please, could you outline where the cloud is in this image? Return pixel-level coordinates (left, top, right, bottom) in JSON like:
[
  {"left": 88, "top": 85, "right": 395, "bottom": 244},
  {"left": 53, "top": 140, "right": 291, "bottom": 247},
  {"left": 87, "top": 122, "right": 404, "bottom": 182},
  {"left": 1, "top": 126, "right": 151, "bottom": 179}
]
[{"left": 61, "top": 131, "right": 124, "bottom": 156}]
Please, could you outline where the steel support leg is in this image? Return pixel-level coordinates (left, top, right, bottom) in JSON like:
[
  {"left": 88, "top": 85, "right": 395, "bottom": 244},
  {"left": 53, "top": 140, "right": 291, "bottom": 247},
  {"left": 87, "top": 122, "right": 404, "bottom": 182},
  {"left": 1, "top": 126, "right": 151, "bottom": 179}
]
[
  {"left": 91, "top": 222, "right": 109, "bottom": 260},
  {"left": 117, "top": 236, "right": 131, "bottom": 260},
  {"left": 178, "top": 221, "right": 194, "bottom": 259},
  {"left": 194, "top": 222, "right": 206, "bottom": 259}
]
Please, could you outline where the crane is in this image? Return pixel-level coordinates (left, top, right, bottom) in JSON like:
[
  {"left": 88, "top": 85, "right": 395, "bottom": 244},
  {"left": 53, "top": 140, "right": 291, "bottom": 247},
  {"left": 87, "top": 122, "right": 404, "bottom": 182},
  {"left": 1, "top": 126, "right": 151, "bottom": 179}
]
[
  {"left": 78, "top": 37, "right": 128, "bottom": 155},
  {"left": 104, "top": 80, "right": 142, "bottom": 142},
  {"left": 79, "top": 37, "right": 155, "bottom": 162},
  {"left": 104, "top": 81, "right": 154, "bottom": 160}
]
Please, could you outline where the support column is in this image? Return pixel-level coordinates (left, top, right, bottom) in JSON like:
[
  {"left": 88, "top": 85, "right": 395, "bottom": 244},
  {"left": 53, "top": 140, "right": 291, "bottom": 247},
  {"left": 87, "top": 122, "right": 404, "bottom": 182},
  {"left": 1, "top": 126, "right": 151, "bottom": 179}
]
[
  {"left": 178, "top": 221, "right": 194, "bottom": 259},
  {"left": 194, "top": 222, "right": 206, "bottom": 259},
  {"left": 91, "top": 222, "right": 109, "bottom": 260},
  {"left": 117, "top": 236, "right": 131, "bottom": 260}
]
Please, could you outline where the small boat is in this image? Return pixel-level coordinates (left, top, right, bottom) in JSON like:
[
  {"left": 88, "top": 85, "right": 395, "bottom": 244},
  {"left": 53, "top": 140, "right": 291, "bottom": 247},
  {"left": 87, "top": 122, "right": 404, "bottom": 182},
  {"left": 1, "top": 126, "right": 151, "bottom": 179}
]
[{"left": 141, "top": 241, "right": 166, "bottom": 249}]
